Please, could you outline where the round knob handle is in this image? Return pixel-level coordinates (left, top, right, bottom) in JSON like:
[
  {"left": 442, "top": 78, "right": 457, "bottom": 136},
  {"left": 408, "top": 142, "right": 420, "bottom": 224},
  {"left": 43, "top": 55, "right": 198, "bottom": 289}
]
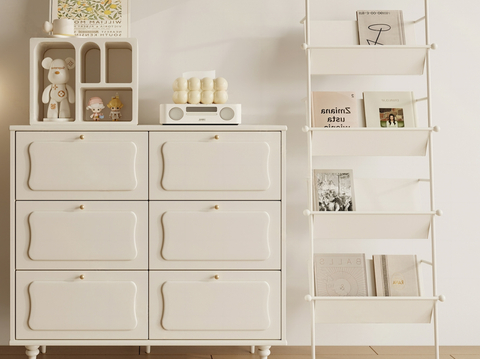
[
  {"left": 79, "top": 275, "right": 85, "bottom": 280},
  {"left": 214, "top": 135, "right": 220, "bottom": 140},
  {"left": 79, "top": 205, "right": 85, "bottom": 210},
  {"left": 214, "top": 275, "right": 220, "bottom": 280},
  {"left": 79, "top": 135, "right": 85, "bottom": 140},
  {"left": 214, "top": 205, "right": 220, "bottom": 210}
]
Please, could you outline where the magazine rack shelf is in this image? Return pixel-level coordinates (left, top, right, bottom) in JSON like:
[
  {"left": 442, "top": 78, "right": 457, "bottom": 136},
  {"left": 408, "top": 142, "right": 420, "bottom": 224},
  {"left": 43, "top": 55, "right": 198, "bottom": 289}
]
[
  {"left": 302, "top": 1, "right": 443, "bottom": 358},
  {"left": 306, "top": 127, "right": 436, "bottom": 156},
  {"left": 30, "top": 37, "right": 138, "bottom": 125},
  {"left": 303, "top": 20, "right": 432, "bottom": 75}
]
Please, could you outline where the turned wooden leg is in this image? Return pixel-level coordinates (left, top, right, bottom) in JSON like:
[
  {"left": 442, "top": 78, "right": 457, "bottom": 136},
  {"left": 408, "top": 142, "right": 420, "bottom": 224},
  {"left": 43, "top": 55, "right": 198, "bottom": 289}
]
[
  {"left": 40, "top": 346, "right": 46, "bottom": 354},
  {"left": 25, "top": 346, "right": 40, "bottom": 359},
  {"left": 257, "top": 345, "right": 271, "bottom": 359}
]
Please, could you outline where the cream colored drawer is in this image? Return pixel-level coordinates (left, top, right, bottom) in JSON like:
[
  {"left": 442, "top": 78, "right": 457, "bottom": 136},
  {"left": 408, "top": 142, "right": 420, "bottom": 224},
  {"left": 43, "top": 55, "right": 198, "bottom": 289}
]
[
  {"left": 16, "top": 271, "right": 148, "bottom": 340},
  {"left": 15, "top": 132, "right": 148, "bottom": 200},
  {"left": 150, "top": 201, "right": 281, "bottom": 270},
  {"left": 149, "top": 132, "right": 282, "bottom": 200},
  {"left": 149, "top": 271, "right": 281, "bottom": 340},
  {"left": 16, "top": 201, "right": 148, "bottom": 270}
]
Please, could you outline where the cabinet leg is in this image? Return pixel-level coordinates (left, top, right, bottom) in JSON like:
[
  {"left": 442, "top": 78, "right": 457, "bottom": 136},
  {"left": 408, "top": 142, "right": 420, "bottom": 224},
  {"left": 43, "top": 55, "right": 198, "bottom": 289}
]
[
  {"left": 40, "top": 346, "right": 47, "bottom": 354},
  {"left": 250, "top": 345, "right": 255, "bottom": 353},
  {"left": 145, "top": 346, "right": 151, "bottom": 354},
  {"left": 25, "top": 346, "right": 40, "bottom": 359},
  {"left": 257, "top": 346, "right": 271, "bottom": 359}
]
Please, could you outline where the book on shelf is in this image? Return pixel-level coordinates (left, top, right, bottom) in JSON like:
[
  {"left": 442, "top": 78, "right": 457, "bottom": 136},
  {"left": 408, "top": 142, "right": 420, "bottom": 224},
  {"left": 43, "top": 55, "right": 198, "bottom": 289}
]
[
  {"left": 373, "top": 254, "right": 420, "bottom": 296},
  {"left": 314, "top": 253, "right": 368, "bottom": 296},
  {"left": 313, "top": 169, "right": 355, "bottom": 212},
  {"left": 356, "top": 10, "right": 406, "bottom": 45},
  {"left": 363, "top": 91, "right": 417, "bottom": 128},
  {"left": 311, "top": 92, "right": 359, "bottom": 128}
]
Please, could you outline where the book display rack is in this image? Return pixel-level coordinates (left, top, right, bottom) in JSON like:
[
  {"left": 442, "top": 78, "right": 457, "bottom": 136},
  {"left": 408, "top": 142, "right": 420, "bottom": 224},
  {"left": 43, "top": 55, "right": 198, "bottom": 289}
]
[{"left": 301, "top": 1, "right": 444, "bottom": 358}]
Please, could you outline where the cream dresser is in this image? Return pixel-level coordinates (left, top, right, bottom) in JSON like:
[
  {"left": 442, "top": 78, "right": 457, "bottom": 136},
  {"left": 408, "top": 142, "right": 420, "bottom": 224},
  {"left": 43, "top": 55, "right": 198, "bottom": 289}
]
[{"left": 10, "top": 125, "right": 286, "bottom": 359}]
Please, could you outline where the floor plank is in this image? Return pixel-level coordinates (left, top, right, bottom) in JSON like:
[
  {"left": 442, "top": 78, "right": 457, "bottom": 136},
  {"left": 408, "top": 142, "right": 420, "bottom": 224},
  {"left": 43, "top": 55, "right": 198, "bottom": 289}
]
[
  {"left": 146, "top": 346, "right": 251, "bottom": 355},
  {"left": 451, "top": 356, "right": 480, "bottom": 359},
  {"left": 372, "top": 347, "right": 480, "bottom": 355},
  {"left": 39, "top": 346, "right": 139, "bottom": 355},
  {"left": 270, "top": 346, "right": 375, "bottom": 355}
]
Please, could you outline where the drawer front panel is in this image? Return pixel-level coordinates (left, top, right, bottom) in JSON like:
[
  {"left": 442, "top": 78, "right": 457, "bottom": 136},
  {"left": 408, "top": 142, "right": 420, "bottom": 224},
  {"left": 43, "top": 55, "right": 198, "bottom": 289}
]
[
  {"left": 16, "top": 132, "right": 148, "bottom": 200},
  {"left": 149, "top": 132, "right": 281, "bottom": 200},
  {"left": 16, "top": 271, "right": 148, "bottom": 339},
  {"left": 16, "top": 201, "right": 148, "bottom": 270},
  {"left": 149, "top": 271, "right": 281, "bottom": 339},
  {"left": 150, "top": 201, "right": 281, "bottom": 269}
]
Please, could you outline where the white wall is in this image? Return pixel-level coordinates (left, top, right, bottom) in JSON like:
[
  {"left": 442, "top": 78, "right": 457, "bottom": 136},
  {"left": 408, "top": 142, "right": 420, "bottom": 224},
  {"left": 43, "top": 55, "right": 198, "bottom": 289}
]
[{"left": 0, "top": 0, "right": 478, "bottom": 347}]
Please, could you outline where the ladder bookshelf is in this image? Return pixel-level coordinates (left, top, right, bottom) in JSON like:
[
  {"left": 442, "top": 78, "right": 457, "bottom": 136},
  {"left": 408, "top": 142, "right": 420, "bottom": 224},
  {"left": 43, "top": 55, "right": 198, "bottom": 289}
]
[{"left": 301, "top": 1, "right": 444, "bottom": 358}]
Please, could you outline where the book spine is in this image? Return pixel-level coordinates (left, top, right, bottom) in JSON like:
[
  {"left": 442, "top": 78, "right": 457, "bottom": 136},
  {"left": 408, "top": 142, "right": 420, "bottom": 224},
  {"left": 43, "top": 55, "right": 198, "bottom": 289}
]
[{"left": 381, "top": 255, "right": 390, "bottom": 296}]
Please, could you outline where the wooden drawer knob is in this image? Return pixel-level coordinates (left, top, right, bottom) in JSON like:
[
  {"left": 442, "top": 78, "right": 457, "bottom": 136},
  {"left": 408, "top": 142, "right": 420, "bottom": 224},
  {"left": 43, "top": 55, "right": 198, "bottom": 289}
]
[
  {"left": 79, "top": 275, "right": 85, "bottom": 280},
  {"left": 79, "top": 205, "right": 85, "bottom": 210},
  {"left": 214, "top": 205, "right": 220, "bottom": 210},
  {"left": 214, "top": 275, "right": 220, "bottom": 280},
  {"left": 79, "top": 135, "right": 85, "bottom": 140},
  {"left": 214, "top": 135, "right": 220, "bottom": 140}
]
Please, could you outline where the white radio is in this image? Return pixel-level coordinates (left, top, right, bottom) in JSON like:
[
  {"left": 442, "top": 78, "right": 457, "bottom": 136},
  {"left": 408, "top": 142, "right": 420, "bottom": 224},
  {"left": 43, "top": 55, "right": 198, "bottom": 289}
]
[{"left": 160, "top": 104, "right": 241, "bottom": 125}]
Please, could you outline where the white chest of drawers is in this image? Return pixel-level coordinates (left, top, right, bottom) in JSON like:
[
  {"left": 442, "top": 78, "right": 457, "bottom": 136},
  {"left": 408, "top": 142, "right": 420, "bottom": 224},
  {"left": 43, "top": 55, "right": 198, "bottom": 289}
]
[{"left": 10, "top": 125, "right": 286, "bottom": 359}]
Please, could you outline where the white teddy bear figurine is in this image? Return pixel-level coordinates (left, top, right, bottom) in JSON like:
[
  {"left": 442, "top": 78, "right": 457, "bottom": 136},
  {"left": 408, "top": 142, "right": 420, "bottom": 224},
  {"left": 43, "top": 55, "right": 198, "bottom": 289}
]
[{"left": 42, "top": 57, "right": 75, "bottom": 121}]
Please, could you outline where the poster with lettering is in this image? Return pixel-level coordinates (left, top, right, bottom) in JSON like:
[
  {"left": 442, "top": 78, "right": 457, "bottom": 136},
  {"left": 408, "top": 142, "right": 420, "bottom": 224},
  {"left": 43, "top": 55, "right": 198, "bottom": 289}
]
[
  {"left": 314, "top": 253, "right": 368, "bottom": 297},
  {"left": 51, "top": 0, "right": 129, "bottom": 37},
  {"left": 311, "top": 92, "right": 359, "bottom": 128}
]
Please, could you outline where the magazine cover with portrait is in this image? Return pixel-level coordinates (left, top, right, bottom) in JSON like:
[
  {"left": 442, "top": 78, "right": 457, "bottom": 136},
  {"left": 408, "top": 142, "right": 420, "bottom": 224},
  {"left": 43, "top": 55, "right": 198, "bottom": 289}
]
[{"left": 313, "top": 169, "right": 355, "bottom": 212}]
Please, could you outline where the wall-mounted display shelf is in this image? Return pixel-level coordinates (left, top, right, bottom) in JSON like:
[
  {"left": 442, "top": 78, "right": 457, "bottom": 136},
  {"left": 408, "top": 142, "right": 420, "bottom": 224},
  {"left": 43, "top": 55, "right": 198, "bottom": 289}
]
[
  {"left": 301, "top": 20, "right": 434, "bottom": 75},
  {"left": 302, "top": 1, "right": 443, "bottom": 359},
  {"left": 29, "top": 38, "right": 138, "bottom": 125}
]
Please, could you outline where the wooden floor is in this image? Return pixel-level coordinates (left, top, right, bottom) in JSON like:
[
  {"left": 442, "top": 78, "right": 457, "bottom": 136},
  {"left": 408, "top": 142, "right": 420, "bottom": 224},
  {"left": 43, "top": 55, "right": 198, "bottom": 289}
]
[{"left": 1, "top": 346, "right": 480, "bottom": 359}]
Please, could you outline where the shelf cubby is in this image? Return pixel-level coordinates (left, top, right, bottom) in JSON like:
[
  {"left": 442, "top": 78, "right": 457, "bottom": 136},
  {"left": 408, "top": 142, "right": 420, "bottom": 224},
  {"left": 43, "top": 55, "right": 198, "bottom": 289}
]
[{"left": 30, "top": 37, "right": 138, "bottom": 125}]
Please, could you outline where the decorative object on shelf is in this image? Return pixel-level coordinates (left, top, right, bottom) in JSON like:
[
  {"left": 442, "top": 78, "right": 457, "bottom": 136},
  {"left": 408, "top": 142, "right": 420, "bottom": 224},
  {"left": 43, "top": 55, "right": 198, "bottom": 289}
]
[
  {"left": 356, "top": 10, "right": 405, "bottom": 45},
  {"left": 50, "top": 0, "right": 130, "bottom": 37},
  {"left": 41, "top": 57, "right": 75, "bottom": 122},
  {"left": 373, "top": 254, "right": 420, "bottom": 296},
  {"left": 313, "top": 169, "right": 355, "bottom": 212},
  {"left": 86, "top": 96, "right": 105, "bottom": 121},
  {"left": 311, "top": 91, "right": 359, "bottom": 128},
  {"left": 43, "top": 18, "right": 75, "bottom": 37},
  {"left": 363, "top": 91, "right": 417, "bottom": 128},
  {"left": 159, "top": 103, "right": 241, "bottom": 125},
  {"left": 314, "top": 253, "right": 368, "bottom": 296},
  {"left": 173, "top": 76, "right": 228, "bottom": 105},
  {"left": 107, "top": 94, "right": 124, "bottom": 121}
]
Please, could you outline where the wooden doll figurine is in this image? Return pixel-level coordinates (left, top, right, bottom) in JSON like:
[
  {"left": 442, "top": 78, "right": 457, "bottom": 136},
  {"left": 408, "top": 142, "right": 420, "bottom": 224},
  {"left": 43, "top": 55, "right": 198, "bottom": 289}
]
[
  {"left": 107, "top": 94, "right": 124, "bottom": 121},
  {"left": 42, "top": 57, "right": 75, "bottom": 121}
]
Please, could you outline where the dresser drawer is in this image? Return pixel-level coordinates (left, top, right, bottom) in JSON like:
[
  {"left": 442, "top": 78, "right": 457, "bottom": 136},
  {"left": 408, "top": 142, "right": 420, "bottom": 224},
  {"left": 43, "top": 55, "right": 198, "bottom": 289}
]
[
  {"left": 149, "top": 271, "right": 281, "bottom": 340},
  {"left": 150, "top": 201, "right": 281, "bottom": 270},
  {"left": 15, "top": 132, "right": 148, "bottom": 200},
  {"left": 16, "top": 271, "right": 148, "bottom": 340},
  {"left": 16, "top": 201, "right": 148, "bottom": 270},
  {"left": 149, "top": 132, "right": 282, "bottom": 200}
]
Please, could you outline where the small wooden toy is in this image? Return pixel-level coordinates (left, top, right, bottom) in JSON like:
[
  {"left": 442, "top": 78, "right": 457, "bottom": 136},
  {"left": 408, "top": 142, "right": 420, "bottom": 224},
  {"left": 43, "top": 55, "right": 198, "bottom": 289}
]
[
  {"left": 86, "top": 96, "right": 105, "bottom": 121},
  {"left": 42, "top": 57, "right": 75, "bottom": 121},
  {"left": 107, "top": 94, "right": 124, "bottom": 121}
]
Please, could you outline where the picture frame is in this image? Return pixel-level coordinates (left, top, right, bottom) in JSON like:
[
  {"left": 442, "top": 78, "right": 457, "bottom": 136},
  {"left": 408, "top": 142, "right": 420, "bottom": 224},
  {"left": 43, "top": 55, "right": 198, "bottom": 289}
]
[
  {"left": 313, "top": 169, "right": 355, "bottom": 212},
  {"left": 50, "top": 0, "right": 130, "bottom": 37}
]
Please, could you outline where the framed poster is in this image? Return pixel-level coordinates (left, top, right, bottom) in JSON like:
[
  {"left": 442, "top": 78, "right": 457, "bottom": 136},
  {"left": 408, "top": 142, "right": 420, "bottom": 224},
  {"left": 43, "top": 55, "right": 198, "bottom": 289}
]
[{"left": 50, "top": 0, "right": 130, "bottom": 37}]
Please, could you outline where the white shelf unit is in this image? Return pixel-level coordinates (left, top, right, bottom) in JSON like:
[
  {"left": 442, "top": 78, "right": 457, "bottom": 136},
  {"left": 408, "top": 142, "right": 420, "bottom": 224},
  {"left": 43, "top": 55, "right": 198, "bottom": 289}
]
[
  {"left": 302, "top": 1, "right": 444, "bottom": 358},
  {"left": 29, "top": 37, "right": 138, "bottom": 125}
]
